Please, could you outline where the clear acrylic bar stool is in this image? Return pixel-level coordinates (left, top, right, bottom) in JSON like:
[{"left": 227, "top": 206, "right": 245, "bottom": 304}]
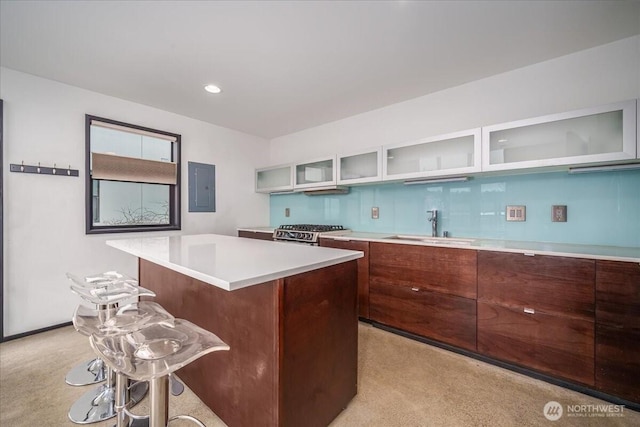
[
  {"left": 73, "top": 301, "right": 177, "bottom": 426},
  {"left": 90, "top": 319, "right": 230, "bottom": 427},
  {"left": 67, "top": 272, "right": 156, "bottom": 424},
  {"left": 66, "top": 271, "right": 141, "bottom": 387}
]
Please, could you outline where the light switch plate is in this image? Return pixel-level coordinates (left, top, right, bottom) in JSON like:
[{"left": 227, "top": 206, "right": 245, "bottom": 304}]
[
  {"left": 372, "top": 207, "right": 379, "bottom": 219},
  {"left": 552, "top": 205, "right": 567, "bottom": 222},
  {"left": 506, "top": 205, "right": 526, "bottom": 221},
  {"left": 285, "top": 208, "right": 290, "bottom": 217}
]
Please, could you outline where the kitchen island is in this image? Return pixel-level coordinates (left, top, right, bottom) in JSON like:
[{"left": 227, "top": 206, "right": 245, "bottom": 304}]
[{"left": 107, "top": 234, "right": 363, "bottom": 427}]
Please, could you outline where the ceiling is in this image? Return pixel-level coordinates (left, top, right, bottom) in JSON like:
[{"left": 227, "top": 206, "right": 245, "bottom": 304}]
[{"left": 1, "top": 1, "right": 639, "bottom": 139}]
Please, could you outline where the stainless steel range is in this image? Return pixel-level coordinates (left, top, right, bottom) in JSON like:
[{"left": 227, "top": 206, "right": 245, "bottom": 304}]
[{"left": 273, "top": 224, "right": 348, "bottom": 245}]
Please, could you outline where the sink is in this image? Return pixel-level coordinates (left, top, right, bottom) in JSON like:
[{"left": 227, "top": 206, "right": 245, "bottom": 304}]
[{"left": 384, "top": 235, "right": 475, "bottom": 245}]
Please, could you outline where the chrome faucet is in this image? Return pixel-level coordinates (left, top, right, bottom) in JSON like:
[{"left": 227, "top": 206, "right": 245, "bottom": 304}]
[{"left": 427, "top": 209, "right": 438, "bottom": 237}]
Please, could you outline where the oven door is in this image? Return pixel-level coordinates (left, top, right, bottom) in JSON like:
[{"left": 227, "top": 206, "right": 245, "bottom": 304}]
[{"left": 273, "top": 229, "right": 319, "bottom": 245}]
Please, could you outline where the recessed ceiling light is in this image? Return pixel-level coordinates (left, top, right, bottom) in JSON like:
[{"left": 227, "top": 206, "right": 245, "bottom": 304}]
[{"left": 204, "top": 84, "right": 221, "bottom": 94}]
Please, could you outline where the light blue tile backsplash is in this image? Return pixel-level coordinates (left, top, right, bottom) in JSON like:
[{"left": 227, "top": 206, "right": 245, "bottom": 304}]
[{"left": 270, "top": 170, "right": 640, "bottom": 248}]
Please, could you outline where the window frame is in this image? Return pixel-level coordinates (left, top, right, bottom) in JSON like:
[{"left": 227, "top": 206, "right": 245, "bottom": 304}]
[{"left": 85, "top": 114, "right": 181, "bottom": 234}]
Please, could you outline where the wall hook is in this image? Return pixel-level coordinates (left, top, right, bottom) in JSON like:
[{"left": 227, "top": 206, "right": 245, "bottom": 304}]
[{"left": 9, "top": 162, "right": 79, "bottom": 177}]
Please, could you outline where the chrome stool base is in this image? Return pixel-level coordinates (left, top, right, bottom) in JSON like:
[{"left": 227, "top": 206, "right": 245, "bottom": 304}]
[
  {"left": 68, "top": 380, "right": 147, "bottom": 424},
  {"left": 113, "top": 419, "right": 149, "bottom": 427},
  {"left": 169, "top": 415, "right": 206, "bottom": 426},
  {"left": 66, "top": 357, "right": 107, "bottom": 386},
  {"left": 169, "top": 375, "right": 184, "bottom": 397}
]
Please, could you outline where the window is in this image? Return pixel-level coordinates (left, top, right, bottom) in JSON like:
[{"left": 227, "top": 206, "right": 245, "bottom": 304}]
[{"left": 85, "top": 115, "right": 181, "bottom": 234}]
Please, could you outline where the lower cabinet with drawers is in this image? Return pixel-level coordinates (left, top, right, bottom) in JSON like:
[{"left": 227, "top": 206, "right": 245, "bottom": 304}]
[
  {"left": 369, "top": 242, "right": 477, "bottom": 352},
  {"left": 477, "top": 251, "right": 596, "bottom": 386}
]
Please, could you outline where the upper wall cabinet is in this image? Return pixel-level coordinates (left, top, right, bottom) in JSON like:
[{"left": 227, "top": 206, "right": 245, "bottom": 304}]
[
  {"left": 293, "top": 156, "right": 337, "bottom": 190},
  {"left": 482, "top": 100, "right": 637, "bottom": 172},
  {"left": 337, "top": 147, "right": 383, "bottom": 185},
  {"left": 382, "top": 128, "right": 482, "bottom": 181},
  {"left": 255, "top": 164, "right": 294, "bottom": 193}
]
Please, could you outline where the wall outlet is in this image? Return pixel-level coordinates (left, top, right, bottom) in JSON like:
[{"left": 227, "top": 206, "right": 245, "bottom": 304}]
[
  {"left": 552, "top": 205, "right": 567, "bottom": 222},
  {"left": 371, "top": 207, "right": 379, "bottom": 219},
  {"left": 506, "top": 205, "right": 526, "bottom": 221},
  {"left": 285, "top": 208, "right": 290, "bottom": 217}
]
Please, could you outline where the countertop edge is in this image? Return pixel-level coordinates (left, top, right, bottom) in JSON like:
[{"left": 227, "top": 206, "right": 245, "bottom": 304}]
[
  {"left": 107, "top": 236, "right": 363, "bottom": 291},
  {"left": 320, "top": 233, "right": 640, "bottom": 263},
  {"left": 227, "top": 252, "right": 363, "bottom": 290},
  {"left": 237, "top": 227, "right": 274, "bottom": 233}
]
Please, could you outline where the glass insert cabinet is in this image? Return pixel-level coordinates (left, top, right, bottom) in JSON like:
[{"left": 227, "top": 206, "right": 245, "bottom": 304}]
[
  {"left": 293, "top": 156, "right": 337, "bottom": 189},
  {"left": 382, "top": 128, "right": 482, "bottom": 181},
  {"left": 482, "top": 100, "right": 637, "bottom": 171},
  {"left": 255, "top": 165, "right": 294, "bottom": 193},
  {"left": 337, "top": 148, "right": 382, "bottom": 185}
]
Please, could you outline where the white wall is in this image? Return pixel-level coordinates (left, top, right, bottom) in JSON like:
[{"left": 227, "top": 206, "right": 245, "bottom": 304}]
[
  {"left": 270, "top": 36, "right": 640, "bottom": 163},
  {"left": 1, "top": 68, "right": 270, "bottom": 336}
]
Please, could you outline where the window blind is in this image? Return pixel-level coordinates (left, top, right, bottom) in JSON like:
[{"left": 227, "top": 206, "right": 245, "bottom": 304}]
[
  {"left": 91, "top": 152, "right": 177, "bottom": 185},
  {"left": 91, "top": 120, "right": 177, "bottom": 142}
]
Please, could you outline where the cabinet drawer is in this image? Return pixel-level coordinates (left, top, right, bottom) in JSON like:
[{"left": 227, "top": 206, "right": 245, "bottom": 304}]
[
  {"left": 596, "top": 260, "right": 640, "bottom": 329},
  {"left": 478, "top": 251, "right": 595, "bottom": 319},
  {"left": 238, "top": 230, "right": 274, "bottom": 241},
  {"left": 478, "top": 302, "right": 594, "bottom": 385},
  {"left": 320, "top": 239, "right": 370, "bottom": 319},
  {"left": 370, "top": 242, "right": 477, "bottom": 299},
  {"left": 370, "top": 279, "right": 476, "bottom": 351},
  {"left": 596, "top": 324, "right": 640, "bottom": 403}
]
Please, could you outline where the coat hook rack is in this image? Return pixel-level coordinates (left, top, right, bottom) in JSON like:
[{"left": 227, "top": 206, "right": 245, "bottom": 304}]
[{"left": 10, "top": 161, "right": 79, "bottom": 177}]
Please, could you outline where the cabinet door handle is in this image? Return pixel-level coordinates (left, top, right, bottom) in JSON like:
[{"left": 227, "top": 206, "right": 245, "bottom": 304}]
[
  {"left": 523, "top": 252, "right": 535, "bottom": 257},
  {"left": 523, "top": 307, "right": 535, "bottom": 314},
  {"left": 411, "top": 287, "right": 419, "bottom": 292}
]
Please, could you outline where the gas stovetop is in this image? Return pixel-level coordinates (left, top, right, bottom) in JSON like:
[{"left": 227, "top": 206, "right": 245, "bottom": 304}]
[
  {"left": 273, "top": 224, "right": 347, "bottom": 244},
  {"left": 277, "top": 224, "right": 346, "bottom": 232}
]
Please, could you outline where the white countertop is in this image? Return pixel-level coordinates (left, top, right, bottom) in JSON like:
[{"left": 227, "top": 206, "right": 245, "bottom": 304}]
[
  {"left": 321, "top": 231, "right": 640, "bottom": 263},
  {"left": 107, "top": 234, "right": 363, "bottom": 291}
]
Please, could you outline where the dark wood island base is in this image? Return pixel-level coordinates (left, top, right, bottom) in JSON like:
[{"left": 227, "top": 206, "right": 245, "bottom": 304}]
[{"left": 139, "top": 258, "right": 358, "bottom": 427}]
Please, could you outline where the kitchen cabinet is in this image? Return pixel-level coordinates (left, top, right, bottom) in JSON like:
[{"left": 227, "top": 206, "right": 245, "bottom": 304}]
[
  {"left": 382, "top": 128, "right": 481, "bottom": 181},
  {"left": 369, "top": 242, "right": 477, "bottom": 351},
  {"left": 294, "top": 156, "right": 336, "bottom": 190},
  {"left": 370, "top": 280, "right": 476, "bottom": 351},
  {"left": 238, "top": 230, "right": 274, "bottom": 241},
  {"left": 482, "top": 99, "right": 637, "bottom": 172},
  {"left": 477, "top": 251, "right": 595, "bottom": 385},
  {"left": 595, "top": 260, "right": 640, "bottom": 403},
  {"left": 337, "top": 147, "right": 382, "bottom": 185},
  {"left": 255, "top": 165, "right": 294, "bottom": 193},
  {"left": 320, "top": 237, "right": 370, "bottom": 319}
]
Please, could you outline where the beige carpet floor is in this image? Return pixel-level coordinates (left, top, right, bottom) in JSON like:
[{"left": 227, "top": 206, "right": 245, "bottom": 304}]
[{"left": 1, "top": 322, "right": 638, "bottom": 427}]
